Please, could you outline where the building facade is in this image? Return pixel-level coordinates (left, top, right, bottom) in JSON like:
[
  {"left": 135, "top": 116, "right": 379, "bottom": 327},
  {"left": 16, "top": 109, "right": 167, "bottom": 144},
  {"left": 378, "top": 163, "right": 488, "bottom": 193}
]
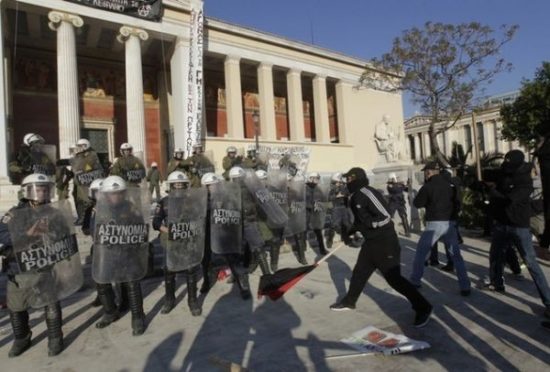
[
  {"left": 404, "top": 92, "right": 527, "bottom": 163},
  {"left": 0, "top": 0, "right": 408, "bottom": 198}
]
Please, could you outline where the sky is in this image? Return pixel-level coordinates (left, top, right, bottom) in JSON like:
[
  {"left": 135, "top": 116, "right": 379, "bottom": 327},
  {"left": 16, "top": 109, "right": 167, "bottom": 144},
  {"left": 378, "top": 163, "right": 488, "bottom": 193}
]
[{"left": 203, "top": 0, "right": 550, "bottom": 118}]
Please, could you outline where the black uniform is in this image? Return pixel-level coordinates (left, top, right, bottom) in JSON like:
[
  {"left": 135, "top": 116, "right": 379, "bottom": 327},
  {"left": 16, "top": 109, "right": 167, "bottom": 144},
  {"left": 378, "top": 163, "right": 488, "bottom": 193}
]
[
  {"left": 387, "top": 182, "right": 411, "bottom": 236},
  {"left": 152, "top": 196, "right": 202, "bottom": 315},
  {"left": 334, "top": 173, "right": 432, "bottom": 322},
  {"left": 0, "top": 201, "right": 68, "bottom": 357}
]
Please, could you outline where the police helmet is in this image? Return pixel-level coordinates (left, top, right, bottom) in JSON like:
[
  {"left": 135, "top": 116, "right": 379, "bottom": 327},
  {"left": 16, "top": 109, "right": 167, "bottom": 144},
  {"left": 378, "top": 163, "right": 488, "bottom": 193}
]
[
  {"left": 307, "top": 172, "right": 321, "bottom": 184},
  {"left": 120, "top": 143, "right": 133, "bottom": 156},
  {"left": 88, "top": 178, "right": 104, "bottom": 200},
  {"left": 23, "top": 133, "right": 45, "bottom": 147},
  {"left": 226, "top": 146, "right": 237, "bottom": 154},
  {"left": 201, "top": 172, "right": 220, "bottom": 186},
  {"left": 174, "top": 147, "right": 184, "bottom": 159},
  {"left": 229, "top": 166, "right": 245, "bottom": 180},
  {"left": 167, "top": 171, "right": 190, "bottom": 185},
  {"left": 388, "top": 172, "right": 398, "bottom": 183},
  {"left": 331, "top": 172, "right": 343, "bottom": 183},
  {"left": 21, "top": 173, "right": 54, "bottom": 202},
  {"left": 76, "top": 138, "right": 91, "bottom": 153},
  {"left": 255, "top": 169, "right": 268, "bottom": 180},
  {"left": 101, "top": 176, "right": 127, "bottom": 193},
  {"left": 151, "top": 162, "right": 158, "bottom": 168}
]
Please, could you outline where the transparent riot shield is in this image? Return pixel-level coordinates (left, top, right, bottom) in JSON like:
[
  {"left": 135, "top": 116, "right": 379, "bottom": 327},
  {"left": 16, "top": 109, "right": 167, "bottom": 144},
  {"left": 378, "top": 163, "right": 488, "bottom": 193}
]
[
  {"left": 126, "top": 152, "right": 147, "bottom": 185},
  {"left": 30, "top": 144, "right": 57, "bottom": 178},
  {"left": 71, "top": 151, "right": 105, "bottom": 199},
  {"left": 308, "top": 178, "right": 331, "bottom": 230},
  {"left": 284, "top": 177, "right": 306, "bottom": 237},
  {"left": 8, "top": 200, "right": 83, "bottom": 309},
  {"left": 197, "top": 151, "right": 215, "bottom": 177},
  {"left": 243, "top": 169, "right": 288, "bottom": 228},
  {"left": 209, "top": 181, "right": 242, "bottom": 255},
  {"left": 93, "top": 187, "right": 150, "bottom": 284},
  {"left": 166, "top": 188, "right": 207, "bottom": 271}
]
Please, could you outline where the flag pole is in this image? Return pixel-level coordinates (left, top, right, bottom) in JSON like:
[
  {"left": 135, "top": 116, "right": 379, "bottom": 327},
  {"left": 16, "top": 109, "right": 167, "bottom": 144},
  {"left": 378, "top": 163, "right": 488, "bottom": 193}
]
[{"left": 315, "top": 243, "right": 345, "bottom": 266}]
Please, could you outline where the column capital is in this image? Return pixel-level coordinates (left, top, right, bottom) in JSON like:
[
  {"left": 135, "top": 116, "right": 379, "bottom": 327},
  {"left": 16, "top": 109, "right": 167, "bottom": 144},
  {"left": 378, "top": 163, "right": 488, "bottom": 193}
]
[
  {"left": 117, "top": 26, "right": 149, "bottom": 44},
  {"left": 225, "top": 55, "right": 241, "bottom": 64},
  {"left": 287, "top": 69, "right": 302, "bottom": 76},
  {"left": 313, "top": 74, "right": 327, "bottom": 81},
  {"left": 48, "top": 11, "right": 83, "bottom": 30},
  {"left": 258, "top": 62, "right": 273, "bottom": 70}
]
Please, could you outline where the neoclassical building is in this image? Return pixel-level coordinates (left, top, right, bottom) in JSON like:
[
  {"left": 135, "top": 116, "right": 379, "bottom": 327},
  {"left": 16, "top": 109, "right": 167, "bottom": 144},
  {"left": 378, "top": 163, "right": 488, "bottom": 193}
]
[
  {"left": 0, "top": 0, "right": 408, "bottom": 197},
  {"left": 404, "top": 91, "right": 528, "bottom": 163}
]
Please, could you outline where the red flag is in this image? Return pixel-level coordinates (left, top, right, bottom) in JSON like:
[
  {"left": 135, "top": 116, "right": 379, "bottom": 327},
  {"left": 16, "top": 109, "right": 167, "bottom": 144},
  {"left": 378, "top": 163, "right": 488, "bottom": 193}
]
[{"left": 257, "top": 244, "right": 344, "bottom": 301}]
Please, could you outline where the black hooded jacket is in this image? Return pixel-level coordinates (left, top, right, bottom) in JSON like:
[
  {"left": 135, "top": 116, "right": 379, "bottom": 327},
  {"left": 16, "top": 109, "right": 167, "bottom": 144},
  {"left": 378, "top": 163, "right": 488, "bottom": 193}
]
[
  {"left": 488, "top": 162, "right": 533, "bottom": 228},
  {"left": 413, "top": 173, "right": 455, "bottom": 221}
]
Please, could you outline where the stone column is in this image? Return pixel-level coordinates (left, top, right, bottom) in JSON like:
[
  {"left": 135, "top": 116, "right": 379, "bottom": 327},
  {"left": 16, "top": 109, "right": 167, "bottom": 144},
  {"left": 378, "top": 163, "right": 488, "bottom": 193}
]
[
  {"left": 48, "top": 11, "right": 83, "bottom": 159},
  {"left": 286, "top": 69, "right": 305, "bottom": 142},
  {"left": 414, "top": 134, "right": 421, "bottom": 161},
  {"left": 257, "top": 63, "right": 276, "bottom": 140},
  {"left": 312, "top": 75, "right": 330, "bottom": 143},
  {"left": 335, "top": 81, "right": 351, "bottom": 144},
  {"left": 118, "top": 26, "right": 148, "bottom": 160},
  {"left": 224, "top": 55, "right": 244, "bottom": 138},
  {"left": 423, "top": 132, "right": 431, "bottom": 158},
  {"left": 170, "top": 37, "right": 189, "bottom": 149}
]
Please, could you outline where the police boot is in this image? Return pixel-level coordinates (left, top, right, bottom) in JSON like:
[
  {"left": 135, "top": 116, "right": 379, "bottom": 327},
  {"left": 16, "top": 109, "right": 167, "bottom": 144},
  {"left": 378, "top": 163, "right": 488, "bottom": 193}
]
[
  {"left": 270, "top": 243, "right": 280, "bottom": 273},
  {"left": 258, "top": 250, "right": 271, "bottom": 275},
  {"left": 161, "top": 271, "right": 176, "bottom": 314},
  {"left": 95, "top": 284, "right": 119, "bottom": 329},
  {"left": 402, "top": 216, "right": 411, "bottom": 237},
  {"left": 45, "top": 302, "right": 63, "bottom": 357},
  {"left": 325, "top": 229, "right": 335, "bottom": 249},
  {"left": 186, "top": 274, "right": 202, "bottom": 316},
  {"left": 296, "top": 236, "right": 308, "bottom": 265},
  {"left": 118, "top": 283, "right": 130, "bottom": 313},
  {"left": 315, "top": 229, "right": 329, "bottom": 255},
  {"left": 8, "top": 311, "right": 32, "bottom": 358},
  {"left": 127, "top": 282, "right": 146, "bottom": 336},
  {"left": 200, "top": 267, "right": 216, "bottom": 294},
  {"left": 237, "top": 273, "right": 252, "bottom": 300}
]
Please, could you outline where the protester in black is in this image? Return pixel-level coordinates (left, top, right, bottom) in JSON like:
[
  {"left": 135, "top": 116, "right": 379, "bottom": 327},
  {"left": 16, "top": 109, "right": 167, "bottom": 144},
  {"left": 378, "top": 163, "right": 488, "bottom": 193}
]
[{"left": 330, "top": 167, "right": 433, "bottom": 328}]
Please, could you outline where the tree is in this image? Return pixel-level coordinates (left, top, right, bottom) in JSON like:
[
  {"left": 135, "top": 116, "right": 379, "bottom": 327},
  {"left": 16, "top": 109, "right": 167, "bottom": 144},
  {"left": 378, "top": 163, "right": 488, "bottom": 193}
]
[
  {"left": 501, "top": 62, "right": 550, "bottom": 247},
  {"left": 361, "top": 22, "right": 518, "bottom": 165},
  {"left": 501, "top": 62, "right": 550, "bottom": 150}
]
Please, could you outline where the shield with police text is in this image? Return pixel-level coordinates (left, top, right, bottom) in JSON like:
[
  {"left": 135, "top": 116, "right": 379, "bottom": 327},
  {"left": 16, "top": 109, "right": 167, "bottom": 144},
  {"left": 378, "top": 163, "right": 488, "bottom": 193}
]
[
  {"left": 243, "top": 169, "right": 288, "bottom": 228},
  {"left": 284, "top": 178, "right": 307, "bottom": 237},
  {"left": 30, "top": 144, "right": 57, "bottom": 178},
  {"left": 71, "top": 151, "right": 104, "bottom": 199},
  {"left": 209, "top": 181, "right": 242, "bottom": 255},
  {"left": 93, "top": 187, "right": 150, "bottom": 284},
  {"left": 307, "top": 178, "right": 331, "bottom": 230},
  {"left": 8, "top": 200, "right": 83, "bottom": 309},
  {"left": 166, "top": 188, "right": 207, "bottom": 271}
]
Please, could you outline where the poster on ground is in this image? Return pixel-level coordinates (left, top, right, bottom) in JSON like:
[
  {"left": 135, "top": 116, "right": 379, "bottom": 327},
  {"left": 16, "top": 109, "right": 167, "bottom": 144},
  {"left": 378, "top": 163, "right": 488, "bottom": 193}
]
[{"left": 340, "top": 326, "right": 430, "bottom": 356}]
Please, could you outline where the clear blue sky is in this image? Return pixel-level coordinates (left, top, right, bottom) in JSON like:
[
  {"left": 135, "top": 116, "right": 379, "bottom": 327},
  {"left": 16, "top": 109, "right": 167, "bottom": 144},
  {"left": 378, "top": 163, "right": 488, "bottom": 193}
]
[{"left": 204, "top": 0, "right": 550, "bottom": 118}]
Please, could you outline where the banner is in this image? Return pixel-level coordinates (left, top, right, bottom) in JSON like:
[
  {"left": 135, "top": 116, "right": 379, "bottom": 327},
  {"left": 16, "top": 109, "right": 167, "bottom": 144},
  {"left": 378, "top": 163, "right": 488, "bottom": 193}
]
[
  {"left": 340, "top": 326, "right": 430, "bottom": 356},
  {"left": 66, "top": 1, "right": 163, "bottom": 21},
  {"left": 185, "top": 0, "right": 205, "bottom": 157},
  {"left": 258, "top": 145, "right": 311, "bottom": 177}
]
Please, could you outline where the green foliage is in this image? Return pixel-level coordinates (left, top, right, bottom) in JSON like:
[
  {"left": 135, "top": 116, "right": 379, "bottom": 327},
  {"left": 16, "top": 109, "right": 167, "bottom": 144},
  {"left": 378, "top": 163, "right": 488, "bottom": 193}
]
[
  {"left": 460, "top": 188, "right": 485, "bottom": 229},
  {"left": 501, "top": 62, "right": 550, "bottom": 149}
]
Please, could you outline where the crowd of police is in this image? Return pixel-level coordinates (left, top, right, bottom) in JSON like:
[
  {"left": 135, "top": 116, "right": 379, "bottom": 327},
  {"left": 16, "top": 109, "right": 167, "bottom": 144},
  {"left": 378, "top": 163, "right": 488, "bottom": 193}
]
[
  {"left": 1, "top": 133, "right": 549, "bottom": 358},
  {"left": 0, "top": 134, "right": 357, "bottom": 357}
]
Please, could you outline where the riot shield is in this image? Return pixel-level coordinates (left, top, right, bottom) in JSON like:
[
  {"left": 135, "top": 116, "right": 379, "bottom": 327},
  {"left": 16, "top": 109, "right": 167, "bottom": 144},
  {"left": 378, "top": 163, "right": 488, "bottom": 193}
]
[
  {"left": 8, "top": 200, "right": 83, "bottom": 309},
  {"left": 71, "top": 151, "right": 104, "bottom": 199},
  {"left": 243, "top": 169, "right": 288, "bottom": 228},
  {"left": 126, "top": 152, "right": 147, "bottom": 185},
  {"left": 308, "top": 178, "right": 331, "bottom": 230},
  {"left": 209, "top": 181, "right": 242, "bottom": 255},
  {"left": 267, "top": 169, "right": 289, "bottom": 221},
  {"left": 93, "top": 187, "right": 150, "bottom": 284},
  {"left": 197, "top": 152, "right": 215, "bottom": 177},
  {"left": 166, "top": 188, "right": 207, "bottom": 271},
  {"left": 284, "top": 177, "right": 306, "bottom": 237},
  {"left": 31, "top": 144, "right": 56, "bottom": 178}
]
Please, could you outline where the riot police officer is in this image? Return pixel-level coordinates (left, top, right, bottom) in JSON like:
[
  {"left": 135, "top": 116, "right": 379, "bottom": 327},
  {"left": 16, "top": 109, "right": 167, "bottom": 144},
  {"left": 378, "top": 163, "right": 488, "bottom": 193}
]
[
  {"left": 386, "top": 173, "right": 411, "bottom": 237},
  {"left": 93, "top": 176, "right": 148, "bottom": 335},
  {"left": 152, "top": 171, "right": 203, "bottom": 316},
  {"left": 8, "top": 133, "right": 56, "bottom": 184},
  {"left": 306, "top": 172, "right": 329, "bottom": 255},
  {"left": 167, "top": 147, "right": 191, "bottom": 174},
  {"left": 72, "top": 138, "right": 104, "bottom": 225},
  {"left": 242, "top": 146, "right": 259, "bottom": 170},
  {"left": 222, "top": 146, "right": 242, "bottom": 180},
  {"left": 110, "top": 143, "right": 146, "bottom": 186},
  {"left": 229, "top": 166, "right": 271, "bottom": 275},
  {"left": 325, "top": 172, "right": 352, "bottom": 248},
  {"left": 0, "top": 174, "right": 83, "bottom": 357},
  {"left": 200, "top": 172, "right": 252, "bottom": 299},
  {"left": 188, "top": 143, "right": 215, "bottom": 181}
]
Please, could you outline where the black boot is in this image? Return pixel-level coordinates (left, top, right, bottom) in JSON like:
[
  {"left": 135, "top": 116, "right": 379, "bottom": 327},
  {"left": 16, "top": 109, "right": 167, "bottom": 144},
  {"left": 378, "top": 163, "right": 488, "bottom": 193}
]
[
  {"left": 8, "top": 311, "right": 32, "bottom": 358},
  {"left": 237, "top": 273, "right": 252, "bottom": 300},
  {"left": 161, "top": 271, "right": 176, "bottom": 314},
  {"left": 186, "top": 273, "right": 202, "bottom": 316},
  {"left": 90, "top": 294, "right": 102, "bottom": 307},
  {"left": 95, "top": 283, "right": 120, "bottom": 329},
  {"left": 270, "top": 243, "right": 280, "bottom": 273},
  {"left": 258, "top": 250, "right": 271, "bottom": 275},
  {"left": 118, "top": 283, "right": 129, "bottom": 313},
  {"left": 247, "top": 248, "right": 259, "bottom": 274},
  {"left": 200, "top": 267, "right": 216, "bottom": 294},
  {"left": 45, "top": 302, "right": 63, "bottom": 357},
  {"left": 315, "top": 229, "right": 328, "bottom": 255},
  {"left": 127, "top": 282, "right": 146, "bottom": 336},
  {"left": 326, "top": 229, "right": 335, "bottom": 249},
  {"left": 402, "top": 216, "right": 411, "bottom": 237},
  {"left": 296, "top": 236, "right": 308, "bottom": 265}
]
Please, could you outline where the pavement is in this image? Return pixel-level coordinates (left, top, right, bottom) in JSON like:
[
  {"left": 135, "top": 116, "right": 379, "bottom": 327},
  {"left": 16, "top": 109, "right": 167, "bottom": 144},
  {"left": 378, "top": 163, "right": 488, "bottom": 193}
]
[{"left": 0, "top": 230, "right": 550, "bottom": 371}]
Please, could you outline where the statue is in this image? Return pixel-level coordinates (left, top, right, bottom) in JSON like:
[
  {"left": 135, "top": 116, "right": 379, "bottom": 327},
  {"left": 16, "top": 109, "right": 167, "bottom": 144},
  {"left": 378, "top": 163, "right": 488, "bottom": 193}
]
[{"left": 374, "top": 114, "right": 401, "bottom": 162}]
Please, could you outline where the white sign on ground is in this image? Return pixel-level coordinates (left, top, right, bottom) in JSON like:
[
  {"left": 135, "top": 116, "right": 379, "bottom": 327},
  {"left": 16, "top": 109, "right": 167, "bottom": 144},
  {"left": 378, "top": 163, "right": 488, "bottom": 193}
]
[{"left": 340, "top": 326, "right": 430, "bottom": 356}]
